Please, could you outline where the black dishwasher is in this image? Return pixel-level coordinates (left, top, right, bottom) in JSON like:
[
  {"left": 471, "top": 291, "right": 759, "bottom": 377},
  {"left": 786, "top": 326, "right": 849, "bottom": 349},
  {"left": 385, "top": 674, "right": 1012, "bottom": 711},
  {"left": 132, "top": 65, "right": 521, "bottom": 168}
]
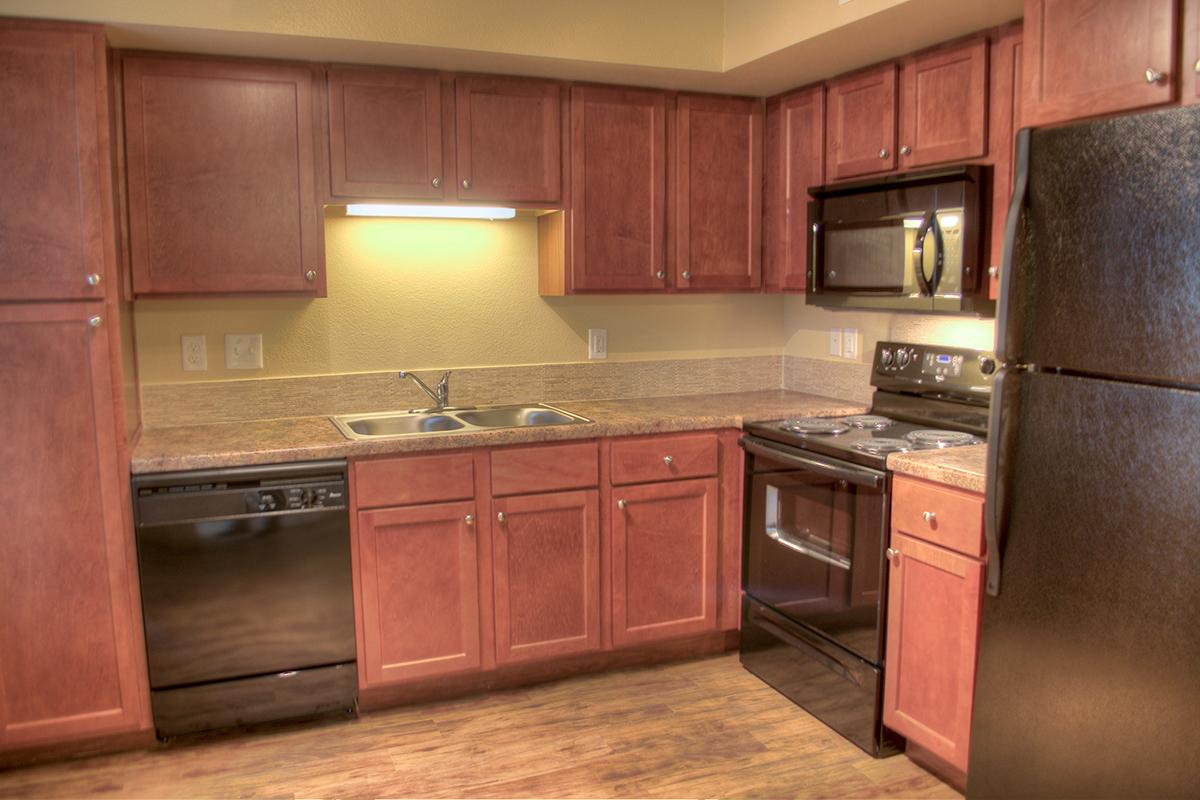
[{"left": 132, "top": 460, "right": 356, "bottom": 736}]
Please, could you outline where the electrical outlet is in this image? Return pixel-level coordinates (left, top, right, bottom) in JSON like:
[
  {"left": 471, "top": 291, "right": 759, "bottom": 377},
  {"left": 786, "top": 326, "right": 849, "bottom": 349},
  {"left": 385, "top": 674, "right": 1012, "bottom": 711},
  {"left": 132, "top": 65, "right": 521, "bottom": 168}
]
[
  {"left": 587, "top": 328, "right": 608, "bottom": 360},
  {"left": 842, "top": 328, "right": 859, "bottom": 360},
  {"left": 181, "top": 335, "right": 207, "bottom": 371},
  {"left": 829, "top": 328, "right": 843, "bottom": 357},
  {"left": 225, "top": 334, "right": 263, "bottom": 369}
]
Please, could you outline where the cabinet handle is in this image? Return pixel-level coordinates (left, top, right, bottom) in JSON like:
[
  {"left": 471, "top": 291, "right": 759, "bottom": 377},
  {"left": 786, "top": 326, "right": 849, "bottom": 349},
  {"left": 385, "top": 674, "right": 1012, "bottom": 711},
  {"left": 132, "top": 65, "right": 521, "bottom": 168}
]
[
  {"left": 432, "top": 176, "right": 442, "bottom": 188},
  {"left": 85, "top": 273, "right": 102, "bottom": 286},
  {"left": 922, "top": 511, "right": 936, "bottom": 523},
  {"left": 497, "top": 511, "right": 505, "bottom": 523},
  {"left": 663, "top": 455, "right": 673, "bottom": 465},
  {"left": 878, "top": 148, "right": 890, "bottom": 159},
  {"left": 656, "top": 270, "right": 666, "bottom": 280},
  {"left": 88, "top": 315, "right": 102, "bottom": 328},
  {"left": 1145, "top": 67, "right": 1166, "bottom": 84},
  {"left": 617, "top": 499, "right": 627, "bottom": 509},
  {"left": 464, "top": 514, "right": 474, "bottom": 526},
  {"left": 305, "top": 270, "right": 317, "bottom": 282},
  {"left": 681, "top": 271, "right": 691, "bottom": 280},
  {"left": 461, "top": 178, "right": 472, "bottom": 190},
  {"left": 899, "top": 145, "right": 911, "bottom": 156},
  {"left": 886, "top": 547, "right": 900, "bottom": 562}
]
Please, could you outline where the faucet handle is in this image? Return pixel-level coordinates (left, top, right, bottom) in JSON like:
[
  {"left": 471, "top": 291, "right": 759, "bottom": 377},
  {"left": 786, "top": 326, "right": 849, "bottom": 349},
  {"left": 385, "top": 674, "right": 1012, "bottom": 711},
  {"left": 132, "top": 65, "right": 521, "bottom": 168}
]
[{"left": 437, "top": 370, "right": 452, "bottom": 385}]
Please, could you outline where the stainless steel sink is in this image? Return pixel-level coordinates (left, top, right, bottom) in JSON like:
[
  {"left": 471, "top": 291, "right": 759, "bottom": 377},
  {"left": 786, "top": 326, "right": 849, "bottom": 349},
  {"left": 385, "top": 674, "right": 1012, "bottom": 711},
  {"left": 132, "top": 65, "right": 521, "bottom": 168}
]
[{"left": 330, "top": 403, "right": 591, "bottom": 440}]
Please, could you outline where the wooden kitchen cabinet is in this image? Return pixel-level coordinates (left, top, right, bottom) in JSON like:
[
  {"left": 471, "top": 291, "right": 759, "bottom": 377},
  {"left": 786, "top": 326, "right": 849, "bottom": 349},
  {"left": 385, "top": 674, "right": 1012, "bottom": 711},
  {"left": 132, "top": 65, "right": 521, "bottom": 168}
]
[
  {"left": 611, "top": 477, "right": 719, "bottom": 647},
  {"left": 492, "top": 490, "right": 601, "bottom": 664},
  {"left": 122, "top": 53, "right": 325, "bottom": 296},
  {"left": 567, "top": 85, "right": 670, "bottom": 292},
  {"left": 825, "top": 64, "right": 898, "bottom": 179},
  {"left": 674, "top": 94, "right": 762, "bottom": 290},
  {"left": 898, "top": 38, "right": 989, "bottom": 169},
  {"left": 763, "top": 86, "right": 824, "bottom": 292},
  {"left": 1, "top": 303, "right": 149, "bottom": 750},
  {"left": 0, "top": 20, "right": 111, "bottom": 301},
  {"left": 356, "top": 501, "right": 483, "bottom": 686},
  {"left": 985, "top": 24, "right": 1023, "bottom": 300},
  {"left": 327, "top": 66, "right": 448, "bottom": 200},
  {"left": 455, "top": 75, "right": 564, "bottom": 204},
  {"left": 1183, "top": 0, "right": 1200, "bottom": 105},
  {"left": 1022, "top": 0, "right": 1176, "bottom": 127}
]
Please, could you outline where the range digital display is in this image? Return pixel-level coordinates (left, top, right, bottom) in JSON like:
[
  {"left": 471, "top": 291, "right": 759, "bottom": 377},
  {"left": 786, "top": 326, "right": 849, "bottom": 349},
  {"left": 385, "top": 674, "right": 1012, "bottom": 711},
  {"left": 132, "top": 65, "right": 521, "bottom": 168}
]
[{"left": 923, "top": 351, "right": 964, "bottom": 378}]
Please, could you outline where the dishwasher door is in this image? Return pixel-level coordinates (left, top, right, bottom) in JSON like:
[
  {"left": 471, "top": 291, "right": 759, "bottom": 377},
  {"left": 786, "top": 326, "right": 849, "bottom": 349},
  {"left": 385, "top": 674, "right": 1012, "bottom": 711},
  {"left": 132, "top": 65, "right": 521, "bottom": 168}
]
[{"left": 133, "top": 461, "right": 356, "bottom": 690}]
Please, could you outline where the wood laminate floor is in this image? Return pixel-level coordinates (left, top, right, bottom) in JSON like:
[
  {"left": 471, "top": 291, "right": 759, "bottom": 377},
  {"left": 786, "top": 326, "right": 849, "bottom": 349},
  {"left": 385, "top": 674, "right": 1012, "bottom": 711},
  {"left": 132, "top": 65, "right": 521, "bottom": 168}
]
[{"left": 0, "top": 654, "right": 959, "bottom": 799}]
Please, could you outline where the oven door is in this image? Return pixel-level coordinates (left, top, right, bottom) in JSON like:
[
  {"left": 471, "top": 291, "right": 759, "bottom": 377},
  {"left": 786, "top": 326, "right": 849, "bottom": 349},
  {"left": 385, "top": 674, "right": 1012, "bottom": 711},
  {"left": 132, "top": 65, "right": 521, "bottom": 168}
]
[{"left": 741, "top": 436, "right": 889, "bottom": 664}]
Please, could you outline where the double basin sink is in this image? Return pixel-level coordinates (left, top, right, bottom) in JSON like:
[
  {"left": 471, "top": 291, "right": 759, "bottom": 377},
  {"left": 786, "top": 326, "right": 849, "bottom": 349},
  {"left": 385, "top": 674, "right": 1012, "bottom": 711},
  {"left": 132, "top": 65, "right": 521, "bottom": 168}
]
[{"left": 331, "top": 403, "right": 592, "bottom": 440}]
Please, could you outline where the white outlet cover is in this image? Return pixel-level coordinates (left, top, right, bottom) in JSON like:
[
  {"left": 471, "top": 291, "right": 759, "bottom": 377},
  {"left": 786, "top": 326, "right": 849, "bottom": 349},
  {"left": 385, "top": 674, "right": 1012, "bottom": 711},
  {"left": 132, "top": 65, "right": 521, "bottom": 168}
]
[
  {"left": 829, "top": 328, "right": 843, "bottom": 357},
  {"left": 181, "top": 335, "right": 207, "bottom": 371},
  {"left": 225, "top": 333, "right": 263, "bottom": 369},
  {"left": 843, "top": 328, "right": 859, "bottom": 360},
  {"left": 588, "top": 328, "right": 608, "bottom": 360}
]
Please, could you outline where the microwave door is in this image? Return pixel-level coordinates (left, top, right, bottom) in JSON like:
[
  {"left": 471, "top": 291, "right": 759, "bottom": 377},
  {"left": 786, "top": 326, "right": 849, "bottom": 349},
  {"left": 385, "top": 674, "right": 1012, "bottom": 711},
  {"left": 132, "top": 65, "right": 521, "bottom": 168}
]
[{"left": 811, "top": 216, "right": 937, "bottom": 312}]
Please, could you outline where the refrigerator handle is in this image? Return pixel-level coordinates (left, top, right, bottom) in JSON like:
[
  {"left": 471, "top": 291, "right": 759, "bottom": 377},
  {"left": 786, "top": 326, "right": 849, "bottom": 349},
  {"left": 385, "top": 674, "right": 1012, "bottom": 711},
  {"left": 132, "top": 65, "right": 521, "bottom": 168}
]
[
  {"left": 911, "top": 208, "right": 938, "bottom": 296},
  {"left": 984, "top": 366, "right": 1017, "bottom": 596},
  {"left": 996, "top": 128, "right": 1032, "bottom": 363}
]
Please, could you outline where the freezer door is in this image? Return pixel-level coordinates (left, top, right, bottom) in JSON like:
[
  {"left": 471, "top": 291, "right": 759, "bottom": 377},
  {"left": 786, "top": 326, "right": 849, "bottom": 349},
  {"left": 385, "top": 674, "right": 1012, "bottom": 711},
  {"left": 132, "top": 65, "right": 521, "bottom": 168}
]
[
  {"left": 969, "top": 370, "right": 1200, "bottom": 799},
  {"left": 999, "top": 105, "right": 1200, "bottom": 386}
]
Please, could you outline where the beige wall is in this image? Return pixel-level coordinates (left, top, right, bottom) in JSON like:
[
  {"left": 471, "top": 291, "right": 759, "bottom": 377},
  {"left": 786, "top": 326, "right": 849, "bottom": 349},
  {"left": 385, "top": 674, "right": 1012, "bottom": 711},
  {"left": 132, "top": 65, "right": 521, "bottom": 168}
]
[{"left": 134, "top": 215, "right": 786, "bottom": 384}]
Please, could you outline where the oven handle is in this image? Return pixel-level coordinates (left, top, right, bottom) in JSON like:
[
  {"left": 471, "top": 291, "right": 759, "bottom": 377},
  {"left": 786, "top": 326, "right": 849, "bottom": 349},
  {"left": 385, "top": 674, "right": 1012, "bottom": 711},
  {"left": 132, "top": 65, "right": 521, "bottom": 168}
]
[
  {"left": 766, "top": 526, "right": 852, "bottom": 570},
  {"left": 739, "top": 436, "right": 884, "bottom": 489}
]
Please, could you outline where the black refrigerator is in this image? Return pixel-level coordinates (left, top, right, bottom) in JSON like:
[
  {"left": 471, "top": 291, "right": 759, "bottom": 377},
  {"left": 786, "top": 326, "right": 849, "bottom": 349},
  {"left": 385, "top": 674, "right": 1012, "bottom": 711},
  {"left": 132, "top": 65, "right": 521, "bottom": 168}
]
[{"left": 968, "top": 105, "right": 1200, "bottom": 799}]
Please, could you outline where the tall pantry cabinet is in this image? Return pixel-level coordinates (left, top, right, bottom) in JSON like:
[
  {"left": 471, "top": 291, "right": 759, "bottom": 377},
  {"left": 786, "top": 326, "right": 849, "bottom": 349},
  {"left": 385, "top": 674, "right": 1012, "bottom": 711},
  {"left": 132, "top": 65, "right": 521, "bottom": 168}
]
[{"left": 0, "top": 19, "right": 151, "bottom": 756}]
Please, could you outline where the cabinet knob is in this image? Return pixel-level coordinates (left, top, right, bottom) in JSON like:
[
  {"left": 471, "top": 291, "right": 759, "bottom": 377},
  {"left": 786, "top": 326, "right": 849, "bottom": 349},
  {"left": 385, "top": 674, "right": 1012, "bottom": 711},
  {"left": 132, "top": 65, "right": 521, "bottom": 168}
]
[
  {"left": 1145, "top": 67, "right": 1166, "bottom": 85},
  {"left": 461, "top": 178, "right": 472, "bottom": 190},
  {"left": 886, "top": 547, "right": 900, "bottom": 562},
  {"left": 497, "top": 511, "right": 505, "bottom": 523},
  {"left": 1194, "top": 58, "right": 1200, "bottom": 75},
  {"left": 88, "top": 315, "right": 102, "bottom": 328},
  {"left": 305, "top": 270, "right": 317, "bottom": 282},
  {"left": 681, "top": 271, "right": 691, "bottom": 280},
  {"left": 464, "top": 514, "right": 474, "bottom": 526},
  {"left": 899, "top": 145, "right": 911, "bottom": 156},
  {"left": 878, "top": 148, "right": 890, "bottom": 159},
  {"left": 988, "top": 265, "right": 999, "bottom": 278},
  {"left": 432, "top": 176, "right": 442, "bottom": 188},
  {"left": 656, "top": 270, "right": 666, "bottom": 280},
  {"left": 663, "top": 455, "right": 673, "bottom": 465},
  {"left": 922, "top": 511, "right": 936, "bottom": 523},
  {"left": 85, "top": 273, "right": 102, "bottom": 287},
  {"left": 618, "top": 499, "right": 627, "bottom": 509}
]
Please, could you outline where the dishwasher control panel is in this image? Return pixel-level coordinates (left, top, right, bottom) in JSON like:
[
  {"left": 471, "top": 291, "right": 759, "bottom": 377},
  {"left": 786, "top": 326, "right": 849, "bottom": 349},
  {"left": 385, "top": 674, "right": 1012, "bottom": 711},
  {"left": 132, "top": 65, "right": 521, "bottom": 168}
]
[{"left": 246, "top": 481, "right": 345, "bottom": 513}]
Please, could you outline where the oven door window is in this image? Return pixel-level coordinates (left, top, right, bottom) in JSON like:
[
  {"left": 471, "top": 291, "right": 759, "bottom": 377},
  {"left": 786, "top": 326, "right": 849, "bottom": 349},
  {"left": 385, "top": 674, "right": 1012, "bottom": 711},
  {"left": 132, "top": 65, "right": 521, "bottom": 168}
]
[{"left": 746, "top": 467, "right": 886, "bottom": 663}]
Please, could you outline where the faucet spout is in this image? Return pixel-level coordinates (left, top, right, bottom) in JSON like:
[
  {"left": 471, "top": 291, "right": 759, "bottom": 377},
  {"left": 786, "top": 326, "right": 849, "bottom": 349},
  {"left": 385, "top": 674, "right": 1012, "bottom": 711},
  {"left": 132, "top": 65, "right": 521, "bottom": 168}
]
[{"left": 399, "top": 370, "right": 452, "bottom": 410}]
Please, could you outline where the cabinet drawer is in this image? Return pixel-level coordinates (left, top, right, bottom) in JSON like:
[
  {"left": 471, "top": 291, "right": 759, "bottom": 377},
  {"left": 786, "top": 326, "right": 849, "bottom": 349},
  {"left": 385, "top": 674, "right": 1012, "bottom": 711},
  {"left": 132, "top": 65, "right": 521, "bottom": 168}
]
[
  {"left": 491, "top": 440, "right": 599, "bottom": 496},
  {"left": 354, "top": 452, "right": 474, "bottom": 508},
  {"left": 891, "top": 475, "right": 984, "bottom": 557},
  {"left": 610, "top": 432, "right": 719, "bottom": 486}
]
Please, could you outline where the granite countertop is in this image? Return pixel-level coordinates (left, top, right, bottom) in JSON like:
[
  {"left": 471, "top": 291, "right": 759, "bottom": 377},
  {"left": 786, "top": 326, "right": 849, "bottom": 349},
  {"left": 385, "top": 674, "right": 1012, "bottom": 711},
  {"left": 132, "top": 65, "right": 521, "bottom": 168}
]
[
  {"left": 887, "top": 444, "right": 988, "bottom": 494},
  {"left": 131, "top": 390, "right": 869, "bottom": 474}
]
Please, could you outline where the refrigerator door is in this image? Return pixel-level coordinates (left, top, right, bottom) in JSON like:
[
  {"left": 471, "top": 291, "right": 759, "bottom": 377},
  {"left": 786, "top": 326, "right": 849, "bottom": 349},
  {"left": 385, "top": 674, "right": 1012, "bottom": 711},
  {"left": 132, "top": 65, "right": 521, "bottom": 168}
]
[
  {"left": 999, "top": 105, "right": 1200, "bottom": 386},
  {"left": 969, "top": 370, "right": 1200, "bottom": 799}
]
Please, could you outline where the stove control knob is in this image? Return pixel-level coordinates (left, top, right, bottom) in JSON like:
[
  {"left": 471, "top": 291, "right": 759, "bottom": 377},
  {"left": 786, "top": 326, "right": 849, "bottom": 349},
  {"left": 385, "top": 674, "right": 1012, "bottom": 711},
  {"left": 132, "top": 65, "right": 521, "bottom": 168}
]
[
  {"left": 880, "top": 348, "right": 894, "bottom": 367},
  {"left": 896, "top": 348, "right": 911, "bottom": 368},
  {"left": 979, "top": 356, "right": 997, "bottom": 375}
]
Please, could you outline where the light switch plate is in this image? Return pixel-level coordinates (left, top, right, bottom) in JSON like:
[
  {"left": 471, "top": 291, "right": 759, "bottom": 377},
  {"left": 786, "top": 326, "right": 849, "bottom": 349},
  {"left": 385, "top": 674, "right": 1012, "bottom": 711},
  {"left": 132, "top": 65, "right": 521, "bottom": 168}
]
[
  {"left": 181, "top": 335, "right": 207, "bottom": 371},
  {"left": 225, "top": 334, "right": 263, "bottom": 369},
  {"left": 588, "top": 328, "right": 608, "bottom": 360},
  {"left": 842, "top": 328, "right": 859, "bottom": 360},
  {"left": 829, "top": 328, "right": 843, "bottom": 357}
]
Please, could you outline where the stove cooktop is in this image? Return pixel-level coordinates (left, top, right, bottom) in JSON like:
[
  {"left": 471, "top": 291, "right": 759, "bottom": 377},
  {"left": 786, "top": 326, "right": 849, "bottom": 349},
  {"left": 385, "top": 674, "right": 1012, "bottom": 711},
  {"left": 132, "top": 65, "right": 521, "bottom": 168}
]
[{"left": 744, "top": 414, "right": 984, "bottom": 469}]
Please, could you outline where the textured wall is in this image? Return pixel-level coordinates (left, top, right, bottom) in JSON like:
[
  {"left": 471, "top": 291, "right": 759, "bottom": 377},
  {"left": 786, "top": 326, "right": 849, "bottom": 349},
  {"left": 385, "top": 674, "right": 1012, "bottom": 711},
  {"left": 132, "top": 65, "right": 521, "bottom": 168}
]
[{"left": 134, "top": 215, "right": 786, "bottom": 384}]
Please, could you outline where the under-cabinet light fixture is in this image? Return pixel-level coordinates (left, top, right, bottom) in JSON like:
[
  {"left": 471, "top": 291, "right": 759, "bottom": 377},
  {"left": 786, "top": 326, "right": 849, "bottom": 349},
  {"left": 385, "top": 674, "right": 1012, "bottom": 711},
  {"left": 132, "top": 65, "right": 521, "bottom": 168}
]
[{"left": 345, "top": 204, "right": 517, "bottom": 220}]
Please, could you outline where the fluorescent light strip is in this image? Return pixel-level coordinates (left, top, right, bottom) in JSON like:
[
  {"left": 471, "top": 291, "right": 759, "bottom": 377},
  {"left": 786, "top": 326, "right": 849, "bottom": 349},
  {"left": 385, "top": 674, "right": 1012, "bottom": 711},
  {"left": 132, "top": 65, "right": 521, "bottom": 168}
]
[{"left": 345, "top": 204, "right": 516, "bottom": 220}]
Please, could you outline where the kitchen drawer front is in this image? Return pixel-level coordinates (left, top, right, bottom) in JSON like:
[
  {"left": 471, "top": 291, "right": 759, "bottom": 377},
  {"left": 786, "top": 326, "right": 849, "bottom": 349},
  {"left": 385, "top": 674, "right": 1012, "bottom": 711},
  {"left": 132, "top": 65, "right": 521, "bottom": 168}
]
[
  {"left": 891, "top": 475, "right": 984, "bottom": 557},
  {"left": 354, "top": 452, "right": 475, "bottom": 508},
  {"left": 491, "top": 440, "right": 599, "bottom": 497},
  {"left": 610, "top": 432, "right": 719, "bottom": 486}
]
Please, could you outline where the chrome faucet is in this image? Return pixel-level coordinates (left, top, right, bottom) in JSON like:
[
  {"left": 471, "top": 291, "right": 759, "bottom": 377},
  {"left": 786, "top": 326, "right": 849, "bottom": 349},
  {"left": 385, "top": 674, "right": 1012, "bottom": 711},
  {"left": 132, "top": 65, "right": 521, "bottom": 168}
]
[{"left": 399, "top": 370, "right": 452, "bottom": 410}]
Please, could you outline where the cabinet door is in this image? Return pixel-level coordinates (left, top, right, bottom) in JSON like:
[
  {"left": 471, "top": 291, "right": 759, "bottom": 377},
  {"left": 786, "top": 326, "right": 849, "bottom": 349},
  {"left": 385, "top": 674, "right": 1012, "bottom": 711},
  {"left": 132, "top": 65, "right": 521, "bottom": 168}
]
[
  {"left": 825, "top": 64, "right": 898, "bottom": 179},
  {"left": 899, "top": 39, "right": 988, "bottom": 169},
  {"left": 1183, "top": 0, "right": 1200, "bottom": 105},
  {"left": 455, "top": 75, "right": 562, "bottom": 203},
  {"left": 570, "top": 85, "right": 669, "bottom": 292},
  {"left": 763, "top": 87, "right": 823, "bottom": 292},
  {"left": 0, "top": 22, "right": 109, "bottom": 301},
  {"left": 1022, "top": 0, "right": 1175, "bottom": 127},
  {"left": 1, "top": 303, "right": 148, "bottom": 749},
  {"left": 611, "top": 478, "right": 719, "bottom": 647},
  {"left": 883, "top": 531, "right": 984, "bottom": 775},
  {"left": 675, "top": 94, "right": 762, "bottom": 291},
  {"left": 122, "top": 54, "right": 323, "bottom": 295},
  {"left": 493, "top": 490, "right": 600, "bottom": 664},
  {"left": 357, "top": 501, "right": 481, "bottom": 686},
  {"left": 986, "top": 25, "right": 1023, "bottom": 300},
  {"left": 328, "top": 66, "right": 446, "bottom": 199}
]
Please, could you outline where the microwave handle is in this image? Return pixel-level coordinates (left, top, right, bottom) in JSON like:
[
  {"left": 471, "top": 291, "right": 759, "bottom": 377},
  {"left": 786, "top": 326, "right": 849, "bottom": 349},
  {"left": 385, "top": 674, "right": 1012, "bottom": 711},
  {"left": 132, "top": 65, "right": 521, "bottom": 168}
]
[
  {"left": 929, "top": 213, "right": 945, "bottom": 295},
  {"left": 911, "top": 208, "right": 936, "bottom": 296}
]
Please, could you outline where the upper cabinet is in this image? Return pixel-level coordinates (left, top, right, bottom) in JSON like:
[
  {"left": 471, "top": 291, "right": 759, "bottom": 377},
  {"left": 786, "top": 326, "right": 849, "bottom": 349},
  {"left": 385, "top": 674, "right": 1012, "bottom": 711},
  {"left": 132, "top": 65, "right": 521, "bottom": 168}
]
[
  {"left": 1182, "top": 0, "right": 1200, "bottom": 105},
  {"left": 455, "top": 75, "right": 563, "bottom": 204},
  {"left": 898, "top": 38, "right": 989, "bottom": 168},
  {"left": 122, "top": 54, "right": 325, "bottom": 296},
  {"left": 763, "top": 86, "right": 824, "bottom": 292},
  {"left": 327, "top": 66, "right": 448, "bottom": 200},
  {"left": 674, "top": 94, "right": 763, "bottom": 291},
  {"left": 0, "top": 21, "right": 111, "bottom": 301},
  {"left": 825, "top": 64, "right": 898, "bottom": 180},
  {"left": 1022, "top": 0, "right": 1176, "bottom": 127}
]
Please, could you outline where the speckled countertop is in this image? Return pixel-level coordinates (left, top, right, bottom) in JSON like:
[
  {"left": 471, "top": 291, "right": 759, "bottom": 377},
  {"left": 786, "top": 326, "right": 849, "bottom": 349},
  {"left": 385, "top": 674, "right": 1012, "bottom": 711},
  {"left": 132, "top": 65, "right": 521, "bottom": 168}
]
[
  {"left": 887, "top": 444, "right": 988, "bottom": 494},
  {"left": 131, "top": 390, "right": 869, "bottom": 474}
]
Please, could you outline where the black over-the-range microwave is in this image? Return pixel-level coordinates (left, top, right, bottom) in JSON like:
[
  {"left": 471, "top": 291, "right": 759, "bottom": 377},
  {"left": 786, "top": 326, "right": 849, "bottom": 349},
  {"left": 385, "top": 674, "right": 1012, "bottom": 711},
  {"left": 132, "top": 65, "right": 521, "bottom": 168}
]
[{"left": 806, "top": 165, "right": 994, "bottom": 316}]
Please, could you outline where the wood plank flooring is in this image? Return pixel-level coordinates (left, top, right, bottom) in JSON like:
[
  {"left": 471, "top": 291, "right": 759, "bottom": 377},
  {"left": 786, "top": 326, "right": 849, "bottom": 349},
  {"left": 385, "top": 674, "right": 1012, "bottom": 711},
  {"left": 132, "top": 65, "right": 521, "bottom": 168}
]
[{"left": 0, "top": 653, "right": 959, "bottom": 799}]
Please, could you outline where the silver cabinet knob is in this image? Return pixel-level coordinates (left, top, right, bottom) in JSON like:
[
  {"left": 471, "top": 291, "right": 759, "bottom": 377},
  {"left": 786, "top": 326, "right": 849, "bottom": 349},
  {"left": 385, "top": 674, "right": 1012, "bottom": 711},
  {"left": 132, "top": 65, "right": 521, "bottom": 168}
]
[
  {"left": 681, "top": 271, "right": 691, "bottom": 280},
  {"left": 988, "top": 265, "right": 999, "bottom": 278},
  {"left": 886, "top": 547, "right": 900, "bottom": 562},
  {"left": 1145, "top": 67, "right": 1166, "bottom": 84},
  {"left": 656, "top": 270, "right": 666, "bottom": 280},
  {"left": 464, "top": 514, "right": 474, "bottom": 526},
  {"left": 878, "top": 148, "right": 890, "bottom": 159},
  {"left": 663, "top": 455, "right": 673, "bottom": 465},
  {"left": 85, "top": 273, "right": 102, "bottom": 286},
  {"left": 432, "top": 176, "right": 442, "bottom": 188},
  {"left": 88, "top": 315, "right": 102, "bottom": 328},
  {"left": 922, "top": 511, "right": 936, "bottom": 523},
  {"left": 899, "top": 145, "right": 911, "bottom": 156},
  {"left": 496, "top": 511, "right": 505, "bottom": 523},
  {"left": 1194, "top": 58, "right": 1200, "bottom": 75},
  {"left": 461, "top": 178, "right": 472, "bottom": 190},
  {"left": 305, "top": 270, "right": 317, "bottom": 282},
  {"left": 617, "top": 499, "right": 627, "bottom": 509}
]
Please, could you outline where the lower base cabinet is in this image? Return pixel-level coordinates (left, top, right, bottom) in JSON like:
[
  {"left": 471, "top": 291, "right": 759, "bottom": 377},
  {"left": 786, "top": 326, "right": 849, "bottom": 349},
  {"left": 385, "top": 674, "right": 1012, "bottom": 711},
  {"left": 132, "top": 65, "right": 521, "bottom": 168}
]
[{"left": 611, "top": 477, "right": 719, "bottom": 647}]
